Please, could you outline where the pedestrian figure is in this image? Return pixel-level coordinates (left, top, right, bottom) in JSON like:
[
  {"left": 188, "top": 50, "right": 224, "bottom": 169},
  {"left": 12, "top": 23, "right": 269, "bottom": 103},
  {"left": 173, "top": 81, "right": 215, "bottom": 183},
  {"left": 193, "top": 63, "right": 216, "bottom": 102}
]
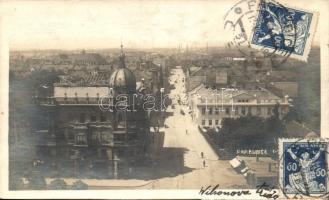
[
  {"left": 201, "top": 152, "right": 204, "bottom": 158},
  {"left": 203, "top": 160, "right": 206, "bottom": 168},
  {"left": 186, "top": 130, "right": 188, "bottom": 135}
]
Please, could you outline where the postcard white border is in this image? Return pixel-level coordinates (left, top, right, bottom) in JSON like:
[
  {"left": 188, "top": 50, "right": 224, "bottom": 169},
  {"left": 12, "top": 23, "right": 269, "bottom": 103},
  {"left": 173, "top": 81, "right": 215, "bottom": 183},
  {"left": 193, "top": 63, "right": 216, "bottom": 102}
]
[{"left": 0, "top": 0, "right": 329, "bottom": 199}]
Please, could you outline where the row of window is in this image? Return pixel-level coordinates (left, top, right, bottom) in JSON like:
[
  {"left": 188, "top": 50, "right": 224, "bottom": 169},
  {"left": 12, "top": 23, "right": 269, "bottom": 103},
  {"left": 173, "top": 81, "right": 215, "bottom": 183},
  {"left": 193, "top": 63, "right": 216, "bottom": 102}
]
[
  {"left": 237, "top": 99, "right": 249, "bottom": 103},
  {"left": 64, "top": 93, "right": 100, "bottom": 97},
  {"left": 201, "top": 107, "right": 277, "bottom": 116},
  {"left": 201, "top": 107, "right": 231, "bottom": 115},
  {"left": 74, "top": 133, "right": 125, "bottom": 144},
  {"left": 201, "top": 119, "right": 220, "bottom": 126}
]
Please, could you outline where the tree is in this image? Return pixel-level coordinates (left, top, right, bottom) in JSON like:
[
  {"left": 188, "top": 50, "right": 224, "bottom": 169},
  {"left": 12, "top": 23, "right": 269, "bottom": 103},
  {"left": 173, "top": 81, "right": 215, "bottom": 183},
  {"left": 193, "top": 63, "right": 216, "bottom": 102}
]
[{"left": 218, "top": 115, "right": 286, "bottom": 150}]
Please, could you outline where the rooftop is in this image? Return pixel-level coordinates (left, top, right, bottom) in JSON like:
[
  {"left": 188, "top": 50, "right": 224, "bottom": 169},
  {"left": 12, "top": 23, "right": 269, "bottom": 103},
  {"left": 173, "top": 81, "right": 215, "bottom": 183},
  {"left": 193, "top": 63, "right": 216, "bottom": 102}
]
[{"left": 189, "top": 84, "right": 283, "bottom": 103}]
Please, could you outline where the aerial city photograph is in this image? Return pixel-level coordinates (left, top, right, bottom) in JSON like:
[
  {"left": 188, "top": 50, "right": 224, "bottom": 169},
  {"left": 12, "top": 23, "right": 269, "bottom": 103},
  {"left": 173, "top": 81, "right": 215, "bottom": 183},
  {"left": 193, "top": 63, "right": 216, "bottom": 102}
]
[{"left": 5, "top": 0, "right": 322, "bottom": 193}]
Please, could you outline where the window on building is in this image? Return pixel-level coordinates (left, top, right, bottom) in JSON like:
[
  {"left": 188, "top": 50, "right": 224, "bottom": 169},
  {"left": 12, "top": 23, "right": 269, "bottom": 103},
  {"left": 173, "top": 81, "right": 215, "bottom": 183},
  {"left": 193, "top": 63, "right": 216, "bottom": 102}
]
[
  {"left": 257, "top": 107, "right": 261, "bottom": 115},
  {"left": 208, "top": 108, "right": 213, "bottom": 115},
  {"left": 102, "top": 149, "right": 107, "bottom": 158},
  {"left": 201, "top": 120, "right": 205, "bottom": 125},
  {"left": 117, "top": 112, "right": 125, "bottom": 128},
  {"left": 267, "top": 107, "right": 272, "bottom": 115},
  {"left": 209, "top": 120, "right": 212, "bottom": 126},
  {"left": 79, "top": 113, "right": 86, "bottom": 123},
  {"left": 235, "top": 107, "right": 239, "bottom": 115},
  {"left": 202, "top": 108, "right": 206, "bottom": 115},
  {"left": 100, "top": 114, "right": 106, "bottom": 122},
  {"left": 68, "top": 133, "right": 74, "bottom": 141},
  {"left": 101, "top": 133, "right": 108, "bottom": 143},
  {"left": 248, "top": 107, "right": 252, "bottom": 114},
  {"left": 215, "top": 108, "right": 219, "bottom": 115},
  {"left": 225, "top": 107, "right": 230, "bottom": 114},
  {"left": 114, "top": 134, "right": 125, "bottom": 142},
  {"left": 215, "top": 120, "right": 219, "bottom": 125},
  {"left": 241, "top": 107, "right": 246, "bottom": 115},
  {"left": 92, "top": 132, "right": 98, "bottom": 142},
  {"left": 90, "top": 115, "right": 96, "bottom": 122},
  {"left": 76, "top": 134, "right": 86, "bottom": 144}
]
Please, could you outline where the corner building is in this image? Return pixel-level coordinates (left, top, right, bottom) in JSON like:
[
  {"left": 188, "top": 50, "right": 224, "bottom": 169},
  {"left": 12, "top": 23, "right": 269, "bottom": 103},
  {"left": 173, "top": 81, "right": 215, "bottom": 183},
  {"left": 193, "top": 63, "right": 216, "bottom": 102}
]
[{"left": 35, "top": 45, "right": 150, "bottom": 179}]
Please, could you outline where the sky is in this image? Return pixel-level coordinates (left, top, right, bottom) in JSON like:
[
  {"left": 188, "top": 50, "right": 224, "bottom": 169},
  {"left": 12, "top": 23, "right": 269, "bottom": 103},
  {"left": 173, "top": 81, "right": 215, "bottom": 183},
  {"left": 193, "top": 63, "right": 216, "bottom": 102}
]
[{"left": 1, "top": 0, "right": 325, "bottom": 50}]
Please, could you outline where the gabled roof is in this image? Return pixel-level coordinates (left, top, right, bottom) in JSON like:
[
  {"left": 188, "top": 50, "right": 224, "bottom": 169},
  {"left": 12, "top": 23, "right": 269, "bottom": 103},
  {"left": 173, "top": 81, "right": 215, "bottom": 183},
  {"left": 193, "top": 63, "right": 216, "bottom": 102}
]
[
  {"left": 231, "top": 92, "right": 256, "bottom": 99},
  {"left": 84, "top": 71, "right": 108, "bottom": 84},
  {"left": 190, "top": 66, "right": 204, "bottom": 76}
]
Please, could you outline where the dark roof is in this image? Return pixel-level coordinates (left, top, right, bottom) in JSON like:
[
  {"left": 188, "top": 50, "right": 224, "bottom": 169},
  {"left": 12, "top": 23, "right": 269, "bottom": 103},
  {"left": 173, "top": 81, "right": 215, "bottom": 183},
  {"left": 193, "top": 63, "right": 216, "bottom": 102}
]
[
  {"left": 109, "top": 67, "right": 136, "bottom": 94},
  {"left": 84, "top": 71, "right": 109, "bottom": 85}
]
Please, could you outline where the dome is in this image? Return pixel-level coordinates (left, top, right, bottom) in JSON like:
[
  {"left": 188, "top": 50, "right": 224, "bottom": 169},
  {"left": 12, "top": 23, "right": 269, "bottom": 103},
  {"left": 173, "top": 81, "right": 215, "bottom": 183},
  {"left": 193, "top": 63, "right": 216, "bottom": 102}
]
[
  {"left": 109, "top": 67, "right": 136, "bottom": 94},
  {"left": 109, "top": 44, "right": 136, "bottom": 94}
]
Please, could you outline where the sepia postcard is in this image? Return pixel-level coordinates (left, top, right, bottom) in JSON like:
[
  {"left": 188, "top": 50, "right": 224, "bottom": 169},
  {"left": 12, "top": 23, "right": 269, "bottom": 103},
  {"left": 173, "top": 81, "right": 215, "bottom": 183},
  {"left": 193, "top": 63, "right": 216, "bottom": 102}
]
[{"left": 0, "top": 0, "right": 329, "bottom": 199}]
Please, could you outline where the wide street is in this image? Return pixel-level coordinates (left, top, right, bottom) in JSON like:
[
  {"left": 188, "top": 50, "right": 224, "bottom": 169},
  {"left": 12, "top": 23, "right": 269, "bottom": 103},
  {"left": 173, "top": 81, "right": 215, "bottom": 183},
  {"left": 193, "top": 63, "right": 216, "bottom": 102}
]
[{"left": 149, "top": 66, "right": 247, "bottom": 189}]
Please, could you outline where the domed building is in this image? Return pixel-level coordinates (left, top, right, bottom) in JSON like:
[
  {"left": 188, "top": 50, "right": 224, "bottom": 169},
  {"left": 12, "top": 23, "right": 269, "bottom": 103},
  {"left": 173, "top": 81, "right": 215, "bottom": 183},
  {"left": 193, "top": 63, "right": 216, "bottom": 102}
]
[
  {"left": 109, "top": 44, "right": 136, "bottom": 95},
  {"left": 32, "top": 45, "right": 150, "bottom": 179}
]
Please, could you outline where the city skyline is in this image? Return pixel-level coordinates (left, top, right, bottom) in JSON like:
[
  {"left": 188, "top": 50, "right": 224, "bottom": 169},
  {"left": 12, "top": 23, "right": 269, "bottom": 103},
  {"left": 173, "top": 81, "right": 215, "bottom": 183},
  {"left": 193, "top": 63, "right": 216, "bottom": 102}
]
[{"left": 2, "top": 0, "right": 323, "bottom": 50}]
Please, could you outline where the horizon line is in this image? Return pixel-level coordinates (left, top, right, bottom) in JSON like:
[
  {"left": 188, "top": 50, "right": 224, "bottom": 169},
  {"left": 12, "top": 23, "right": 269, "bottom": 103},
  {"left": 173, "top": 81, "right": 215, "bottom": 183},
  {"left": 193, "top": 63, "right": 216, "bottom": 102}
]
[{"left": 10, "top": 44, "right": 321, "bottom": 52}]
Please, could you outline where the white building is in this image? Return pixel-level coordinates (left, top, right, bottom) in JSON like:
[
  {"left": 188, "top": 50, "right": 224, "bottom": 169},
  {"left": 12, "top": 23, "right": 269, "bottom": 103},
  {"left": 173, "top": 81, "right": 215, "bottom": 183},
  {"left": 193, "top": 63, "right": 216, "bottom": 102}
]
[{"left": 188, "top": 84, "right": 290, "bottom": 129}]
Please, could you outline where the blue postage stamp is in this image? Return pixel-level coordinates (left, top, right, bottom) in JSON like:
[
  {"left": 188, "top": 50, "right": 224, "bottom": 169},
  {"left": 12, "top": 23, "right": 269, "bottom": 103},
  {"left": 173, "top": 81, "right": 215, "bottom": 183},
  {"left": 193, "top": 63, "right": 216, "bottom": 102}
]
[
  {"left": 279, "top": 138, "right": 328, "bottom": 197},
  {"left": 250, "top": 0, "right": 318, "bottom": 61}
]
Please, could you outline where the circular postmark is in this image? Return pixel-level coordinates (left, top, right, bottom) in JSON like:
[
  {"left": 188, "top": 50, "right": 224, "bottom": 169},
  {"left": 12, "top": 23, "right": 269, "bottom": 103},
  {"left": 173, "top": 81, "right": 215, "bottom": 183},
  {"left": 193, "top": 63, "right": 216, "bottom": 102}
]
[
  {"left": 224, "top": 0, "right": 297, "bottom": 68},
  {"left": 278, "top": 137, "right": 329, "bottom": 199}
]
